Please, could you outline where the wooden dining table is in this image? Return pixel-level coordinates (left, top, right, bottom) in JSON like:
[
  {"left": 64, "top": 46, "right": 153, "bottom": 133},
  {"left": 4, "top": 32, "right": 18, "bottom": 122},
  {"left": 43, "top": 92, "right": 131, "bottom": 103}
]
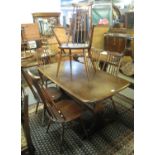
[{"left": 38, "top": 60, "right": 130, "bottom": 106}]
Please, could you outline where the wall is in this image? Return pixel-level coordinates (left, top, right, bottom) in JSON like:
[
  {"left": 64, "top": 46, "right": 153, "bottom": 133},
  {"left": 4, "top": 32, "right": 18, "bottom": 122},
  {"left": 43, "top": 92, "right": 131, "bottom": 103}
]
[{"left": 20, "top": 0, "right": 61, "bottom": 23}]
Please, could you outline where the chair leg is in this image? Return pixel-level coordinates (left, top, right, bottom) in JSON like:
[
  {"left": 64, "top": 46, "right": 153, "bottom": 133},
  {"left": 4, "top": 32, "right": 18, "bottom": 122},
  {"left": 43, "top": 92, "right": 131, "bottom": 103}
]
[
  {"left": 46, "top": 119, "right": 52, "bottom": 133},
  {"left": 35, "top": 101, "right": 39, "bottom": 114},
  {"left": 79, "top": 118, "right": 88, "bottom": 139},
  {"left": 111, "top": 97, "right": 118, "bottom": 114},
  {"left": 60, "top": 123, "right": 64, "bottom": 153},
  {"left": 41, "top": 106, "right": 46, "bottom": 126}
]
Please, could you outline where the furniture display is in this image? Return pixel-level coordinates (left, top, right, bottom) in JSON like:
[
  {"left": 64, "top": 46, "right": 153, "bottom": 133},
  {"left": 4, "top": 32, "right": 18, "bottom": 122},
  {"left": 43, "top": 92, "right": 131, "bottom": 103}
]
[{"left": 38, "top": 61, "right": 130, "bottom": 108}]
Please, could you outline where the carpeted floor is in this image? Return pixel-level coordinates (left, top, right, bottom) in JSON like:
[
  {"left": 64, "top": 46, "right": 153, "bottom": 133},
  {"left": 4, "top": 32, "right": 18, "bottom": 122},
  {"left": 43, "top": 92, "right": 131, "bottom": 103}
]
[{"left": 29, "top": 94, "right": 134, "bottom": 155}]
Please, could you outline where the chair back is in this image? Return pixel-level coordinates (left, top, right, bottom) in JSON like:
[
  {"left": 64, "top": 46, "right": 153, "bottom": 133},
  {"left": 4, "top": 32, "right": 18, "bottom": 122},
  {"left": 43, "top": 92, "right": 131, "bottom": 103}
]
[
  {"left": 21, "top": 68, "right": 40, "bottom": 101},
  {"left": 27, "top": 70, "right": 65, "bottom": 122},
  {"left": 69, "top": 2, "right": 93, "bottom": 44},
  {"left": 101, "top": 51, "right": 123, "bottom": 76},
  {"left": 90, "top": 49, "right": 123, "bottom": 76}
]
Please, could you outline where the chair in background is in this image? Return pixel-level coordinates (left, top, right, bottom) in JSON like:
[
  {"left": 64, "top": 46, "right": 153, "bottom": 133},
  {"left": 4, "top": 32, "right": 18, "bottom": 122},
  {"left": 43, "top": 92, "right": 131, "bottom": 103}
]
[
  {"left": 29, "top": 71, "right": 88, "bottom": 152},
  {"left": 100, "top": 51, "right": 123, "bottom": 76},
  {"left": 90, "top": 48, "right": 123, "bottom": 76},
  {"left": 21, "top": 90, "right": 35, "bottom": 155},
  {"left": 21, "top": 23, "right": 54, "bottom": 65},
  {"left": 21, "top": 69, "right": 62, "bottom": 115}
]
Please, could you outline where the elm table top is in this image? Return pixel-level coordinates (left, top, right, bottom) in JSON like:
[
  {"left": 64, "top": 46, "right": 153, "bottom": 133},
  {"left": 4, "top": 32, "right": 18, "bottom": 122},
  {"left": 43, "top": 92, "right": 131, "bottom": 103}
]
[{"left": 38, "top": 60, "right": 130, "bottom": 104}]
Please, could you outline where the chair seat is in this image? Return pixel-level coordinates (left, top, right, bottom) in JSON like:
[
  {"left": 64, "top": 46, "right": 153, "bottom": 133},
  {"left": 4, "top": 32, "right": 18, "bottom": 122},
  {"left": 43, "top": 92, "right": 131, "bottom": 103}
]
[
  {"left": 52, "top": 100, "right": 83, "bottom": 122},
  {"left": 46, "top": 86, "right": 62, "bottom": 101}
]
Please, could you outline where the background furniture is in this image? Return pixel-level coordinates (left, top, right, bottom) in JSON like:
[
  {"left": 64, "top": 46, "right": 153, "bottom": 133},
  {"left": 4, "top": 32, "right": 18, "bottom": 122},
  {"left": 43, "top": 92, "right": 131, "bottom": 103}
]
[
  {"left": 21, "top": 23, "right": 42, "bottom": 52},
  {"left": 32, "top": 12, "right": 60, "bottom": 36}
]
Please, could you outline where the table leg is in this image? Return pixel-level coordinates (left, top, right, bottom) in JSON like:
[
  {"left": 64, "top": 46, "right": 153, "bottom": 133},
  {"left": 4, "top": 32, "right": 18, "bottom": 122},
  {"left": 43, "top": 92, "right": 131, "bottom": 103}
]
[
  {"left": 83, "top": 49, "right": 89, "bottom": 80},
  {"left": 69, "top": 49, "right": 72, "bottom": 80},
  {"left": 88, "top": 48, "right": 96, "bottom": 72},
  {"left": 56, "top": 49, "right": 62, "bottom": 77}
]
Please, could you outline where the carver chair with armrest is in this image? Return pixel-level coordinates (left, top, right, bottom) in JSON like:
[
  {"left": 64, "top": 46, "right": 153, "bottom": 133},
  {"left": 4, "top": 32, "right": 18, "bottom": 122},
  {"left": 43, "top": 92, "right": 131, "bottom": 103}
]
[
  {"left": 90, "top": 47, "right": 123, "bottom": 75},
  {"left": 29, "top": 72, "right": 88, "bottom": 152},
  {"left": 21, "top": 69, "right": 62, "bottom": 116},
  {"left": 21, "top": 89, "right": 35, "bottom": 155},
  {"left": 100, "top": 51, "right": 123, "bottom": 76}
]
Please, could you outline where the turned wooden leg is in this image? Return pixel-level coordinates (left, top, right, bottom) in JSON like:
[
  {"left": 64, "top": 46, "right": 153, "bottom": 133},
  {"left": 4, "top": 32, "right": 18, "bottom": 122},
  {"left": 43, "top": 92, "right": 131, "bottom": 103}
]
[
  {"left": 79, "top": 118, "right": 88, "bottom": 139},
  {"left": 111, "top": 97, "right": 118, "bottom": 114},
  {"left": 56, "top": 50, "right": 63, "bottom": 77},
  {"left": 35, "top": 101, "right": 39, "bottom": 114},
  {"left": 88, "top": 49, "right": 96, "bottom": 72},
  {"left": 69, "top": 49, "right": 72, "bottom": 80},
  {"left": 60, "top": 123, "right": 64, "bottom": 153},
  {"left": 46, "top": 119, "right": 52, "bottom": 133},
  {"left": 83, "top": 49, "right": 89, "bottom": 80}
]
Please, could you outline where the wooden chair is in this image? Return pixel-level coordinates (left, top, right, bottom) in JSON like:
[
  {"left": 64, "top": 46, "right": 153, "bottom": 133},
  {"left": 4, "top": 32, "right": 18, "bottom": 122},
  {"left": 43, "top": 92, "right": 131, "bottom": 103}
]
[
  {"left": 53, "top": 2, "right": 96, "bottom": 79},
  {"left": 90, "top": 48, "right": 123, "bottom": 76},
  {"left": 89, "top": 48, "right": 124, "bottom": 113},
  {"left": 100, "top": 51, "right": 123, "bottom": 76},
  {"left": 21, "top": 68, "right": 62, "bottom": 114},
  {"left": 29, "top": 71, "right": 88, "bottom": 152},
  {"left": 21, "top": 90, "right": 35, "bottom": 155}
]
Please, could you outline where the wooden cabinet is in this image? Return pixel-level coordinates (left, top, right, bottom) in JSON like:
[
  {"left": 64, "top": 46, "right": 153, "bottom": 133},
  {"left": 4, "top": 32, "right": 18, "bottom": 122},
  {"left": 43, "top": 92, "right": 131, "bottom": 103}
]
[
  {"left": 104, "top": 33, "right": 127, "bottom": 53},
  {"left": 104, "top": 33, "right": 133, "bottom": 55}
]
